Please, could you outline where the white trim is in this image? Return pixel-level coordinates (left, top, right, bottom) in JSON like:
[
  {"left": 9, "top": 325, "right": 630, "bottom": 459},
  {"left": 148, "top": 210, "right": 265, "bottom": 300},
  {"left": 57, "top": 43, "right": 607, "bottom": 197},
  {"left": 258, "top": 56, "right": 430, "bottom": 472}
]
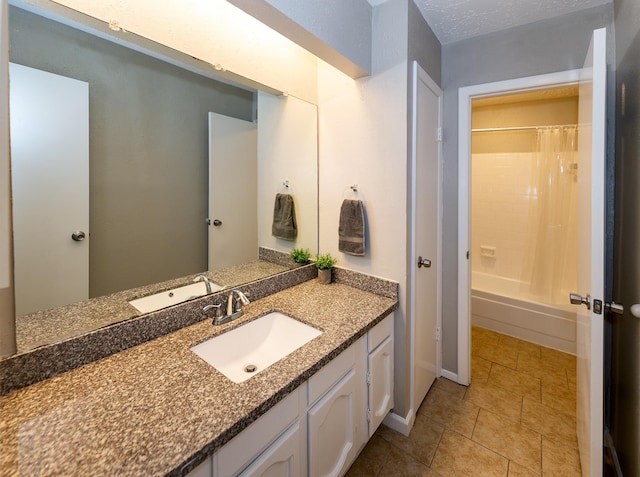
[
  {"left": 382, "top": 409, "right": 415, "bottom": 437},
  {"left": 457, "top": 69, "right": 582, "bottom": 386},
  {"left": 410, "top": 61, "right": 443, "bottom": 418},
  {"left": 440, "top": 369, "right": 458, "bottom": 383}
]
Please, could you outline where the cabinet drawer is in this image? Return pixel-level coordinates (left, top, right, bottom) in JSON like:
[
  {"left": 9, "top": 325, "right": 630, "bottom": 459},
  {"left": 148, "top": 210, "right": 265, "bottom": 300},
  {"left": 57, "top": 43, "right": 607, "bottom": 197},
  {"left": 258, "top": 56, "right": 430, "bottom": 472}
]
[
  {"left": 307, "top": 342, "right": 356, "bottom": 406},
  {"left": 368, "top": 314, "right": 393, "bottom": 351},
  {"left": 217, "top": 389, "right": 300, "bottom": 477}
]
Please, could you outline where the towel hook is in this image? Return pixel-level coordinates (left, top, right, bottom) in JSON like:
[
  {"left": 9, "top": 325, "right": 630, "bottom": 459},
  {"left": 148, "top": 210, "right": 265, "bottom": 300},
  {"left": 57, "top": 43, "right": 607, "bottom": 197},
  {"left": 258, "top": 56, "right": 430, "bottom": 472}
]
[
  {"left": 282, "top": 180, "right": 289, "bottom": 188},
  {"left": 350, "top": 184, "right": 358, "bottom": 192}
]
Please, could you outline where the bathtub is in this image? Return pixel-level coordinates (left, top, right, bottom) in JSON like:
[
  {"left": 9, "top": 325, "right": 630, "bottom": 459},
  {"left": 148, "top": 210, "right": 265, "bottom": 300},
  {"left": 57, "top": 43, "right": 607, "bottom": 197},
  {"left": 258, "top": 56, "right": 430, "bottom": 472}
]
[{"left": 471, "top": 271, "right": 576, "bottom": 354}]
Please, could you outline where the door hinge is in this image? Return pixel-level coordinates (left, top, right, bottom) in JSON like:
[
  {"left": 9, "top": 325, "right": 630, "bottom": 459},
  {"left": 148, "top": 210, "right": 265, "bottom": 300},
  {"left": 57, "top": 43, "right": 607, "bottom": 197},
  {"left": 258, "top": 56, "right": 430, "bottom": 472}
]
[
  {"left": 436, "top": 127, "right": 443, "bottom": 142},
  {"left": 466, "top": 251, "right": 469, "bottom": 260},
  {"left": 435, "top": 326, "right": 441, "bottom": 342},
  {"left": 366, "top": 371, "right": 371, "bottom": 386},
  {"left": 367, "top": 408, "right": 371, "bottom": 423}
]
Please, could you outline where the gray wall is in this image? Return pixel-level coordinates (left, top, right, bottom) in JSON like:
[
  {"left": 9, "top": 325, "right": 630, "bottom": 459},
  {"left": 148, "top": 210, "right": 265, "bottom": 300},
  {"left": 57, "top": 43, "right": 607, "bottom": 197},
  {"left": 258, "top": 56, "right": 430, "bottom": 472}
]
[
  {"left": 9, "top": 7, "right": 254, "bottom": 297},
  {"left": 229, "top": 0, "right": 372, "bottom": 78},
  {"left": 408, "top": 0, "right": 441, "bottom": 86},
  {"left": 610, "top": 0, "right": 640, "bottom": 474},
  {"left": 440, "top": 4, "right": 614, "bottom": 372}
]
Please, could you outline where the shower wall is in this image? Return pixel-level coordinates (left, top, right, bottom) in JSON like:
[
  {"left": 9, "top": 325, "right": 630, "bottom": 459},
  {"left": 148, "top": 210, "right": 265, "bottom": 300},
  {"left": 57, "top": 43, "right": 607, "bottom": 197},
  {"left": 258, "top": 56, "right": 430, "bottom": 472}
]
[{"left": 471, "top": 94, "right": 578, "bottom": 293}]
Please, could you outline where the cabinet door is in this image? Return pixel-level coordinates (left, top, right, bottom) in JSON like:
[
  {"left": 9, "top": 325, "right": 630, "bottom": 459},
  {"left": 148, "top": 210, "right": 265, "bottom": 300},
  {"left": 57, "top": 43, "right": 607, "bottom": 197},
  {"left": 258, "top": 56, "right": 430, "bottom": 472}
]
[
  {"left": 307, "top": 368, "right": 357, "bottom": 477},
  {"left": 368, "top": 336, "right": 393, "bottom": 437},
  {"left": 238, "top": 422, "right": 301, "bottom": 477}
]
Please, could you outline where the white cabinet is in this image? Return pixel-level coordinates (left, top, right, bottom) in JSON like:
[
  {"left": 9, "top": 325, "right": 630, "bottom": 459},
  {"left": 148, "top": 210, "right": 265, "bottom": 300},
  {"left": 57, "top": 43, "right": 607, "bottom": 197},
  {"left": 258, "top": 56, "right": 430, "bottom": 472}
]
[
  {"left": 307, "top": 368, "right": 358, "bottom": 477},
  {"left": 214, "top": 389, "right": 301, "bottom": 477},
  {"left": 186, "top": 458, "right": 213, "bottom": 477},
  {"left": 237, "top": 422, "right": 301, "bottom": 477},
  {"left": 366, "top": 315, "right": 394, "bottom": 437}
]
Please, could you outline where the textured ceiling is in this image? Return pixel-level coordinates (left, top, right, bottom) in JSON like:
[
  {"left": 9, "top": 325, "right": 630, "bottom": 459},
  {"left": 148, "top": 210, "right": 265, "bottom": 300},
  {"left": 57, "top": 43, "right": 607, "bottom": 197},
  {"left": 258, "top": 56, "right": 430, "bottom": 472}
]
[{"left": 371, "top": 0, "right": 612, "bottom": 44}]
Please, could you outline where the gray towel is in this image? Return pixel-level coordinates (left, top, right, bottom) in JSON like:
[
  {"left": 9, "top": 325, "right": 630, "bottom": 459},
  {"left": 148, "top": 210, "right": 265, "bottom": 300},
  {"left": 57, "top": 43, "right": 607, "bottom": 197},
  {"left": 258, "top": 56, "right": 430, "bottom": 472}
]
[
  {"left": 339, "top": 199, "right": 365, "bottom": 256},
  {"left": 272, "top": 193, "right": 297, "bottom": 240}
]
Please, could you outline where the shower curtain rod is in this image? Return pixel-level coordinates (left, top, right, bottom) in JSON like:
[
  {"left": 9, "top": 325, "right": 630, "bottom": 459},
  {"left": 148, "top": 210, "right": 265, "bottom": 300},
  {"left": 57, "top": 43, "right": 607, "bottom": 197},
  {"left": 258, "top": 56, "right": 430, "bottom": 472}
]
[{"left": 472, "top": 124, "right": 577, "bottom": 133}]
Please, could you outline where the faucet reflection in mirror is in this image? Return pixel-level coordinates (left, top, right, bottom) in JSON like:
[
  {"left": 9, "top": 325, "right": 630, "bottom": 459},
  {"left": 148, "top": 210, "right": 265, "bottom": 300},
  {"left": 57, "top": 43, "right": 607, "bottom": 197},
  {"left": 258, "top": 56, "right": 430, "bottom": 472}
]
[{"left": 3, "top": 3, "right": 318, "bottom": 356}]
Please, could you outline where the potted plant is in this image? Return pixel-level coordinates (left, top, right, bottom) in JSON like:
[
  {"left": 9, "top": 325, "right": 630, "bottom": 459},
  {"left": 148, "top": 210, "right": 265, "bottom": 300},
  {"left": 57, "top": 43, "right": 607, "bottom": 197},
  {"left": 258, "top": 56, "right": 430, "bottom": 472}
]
[
  {"left": 314, "top": 253, "right": 337, "bottom": 284},
  {"left": 290, "top": 247, "right": 312, "bottom": 265}
]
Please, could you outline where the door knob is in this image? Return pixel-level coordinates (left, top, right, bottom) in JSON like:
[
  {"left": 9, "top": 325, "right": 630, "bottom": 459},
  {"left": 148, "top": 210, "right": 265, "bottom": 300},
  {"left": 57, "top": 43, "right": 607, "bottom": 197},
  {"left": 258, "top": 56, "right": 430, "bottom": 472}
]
[
  {"left": 212, "top": 219, "right": 222, "bottom": 226},
  {"left": 569, "top": 292, "right": 591, "bottom": 310},
  {"left": 71, "top": 230, "right": 86, "bottom": 242},
  {"left": 417, "top": 256, "right": 431, "bottom": 268}
]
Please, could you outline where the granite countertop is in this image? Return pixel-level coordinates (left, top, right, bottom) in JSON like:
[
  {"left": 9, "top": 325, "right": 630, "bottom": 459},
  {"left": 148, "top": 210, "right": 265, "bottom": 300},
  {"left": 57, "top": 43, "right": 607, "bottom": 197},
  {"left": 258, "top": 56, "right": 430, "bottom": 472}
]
[
  {"left": 15, "top": 259, "right": 290, "bottom": 353},
  {"left": 0, "top": 279, "right": 397, "bottom": 476}
]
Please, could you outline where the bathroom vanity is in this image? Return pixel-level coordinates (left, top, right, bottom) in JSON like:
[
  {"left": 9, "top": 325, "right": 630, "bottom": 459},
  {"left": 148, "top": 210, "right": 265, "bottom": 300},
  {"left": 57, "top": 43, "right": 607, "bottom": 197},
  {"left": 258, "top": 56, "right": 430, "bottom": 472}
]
[{"left": 0, "top": 275, "right": 397, "bottom": 476}]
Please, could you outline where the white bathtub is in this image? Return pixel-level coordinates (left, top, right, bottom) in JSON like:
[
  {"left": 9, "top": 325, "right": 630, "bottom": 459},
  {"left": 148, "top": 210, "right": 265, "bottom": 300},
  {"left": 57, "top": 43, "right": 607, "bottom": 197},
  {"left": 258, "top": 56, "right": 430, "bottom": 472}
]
[{"left": 471, "top": 271, "right": 576, "bottom": 354}]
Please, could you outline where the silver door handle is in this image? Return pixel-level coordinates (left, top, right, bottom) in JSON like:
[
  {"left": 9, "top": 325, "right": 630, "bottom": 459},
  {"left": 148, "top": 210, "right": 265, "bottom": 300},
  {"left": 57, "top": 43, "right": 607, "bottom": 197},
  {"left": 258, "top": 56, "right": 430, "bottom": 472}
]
[
  {"left": 569, "top": 292, "right": 591, "bottom": 310},
  {"left": 417, "top": 256, "right": 431, "bottom": 268},
  {"left": 606, "top": 302, "right": 624, "bottom": 315},
  {"left": 71, "top": 231, "right": 86, "bottom": 242},
  {"left": 607, "top": 302, "right": 640, "bottom": 319},
  {"left": 212, "top": 219, "right": 222, "bottom": 226}
]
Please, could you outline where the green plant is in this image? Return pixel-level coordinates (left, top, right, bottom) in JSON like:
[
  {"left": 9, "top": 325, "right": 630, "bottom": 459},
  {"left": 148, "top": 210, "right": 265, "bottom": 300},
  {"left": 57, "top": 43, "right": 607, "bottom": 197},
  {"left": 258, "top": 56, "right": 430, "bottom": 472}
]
[
  {"left": 314, "top": 253, "right": 337, "bottom": 270},
  {"left": 290, "top": 247, "right": 312, "bottom": 264}
]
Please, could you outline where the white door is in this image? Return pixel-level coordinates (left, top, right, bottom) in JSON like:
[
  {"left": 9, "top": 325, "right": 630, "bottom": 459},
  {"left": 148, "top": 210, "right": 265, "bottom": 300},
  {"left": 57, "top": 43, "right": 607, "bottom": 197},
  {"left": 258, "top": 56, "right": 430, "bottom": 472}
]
[
  {"left": 208, "top": 112, "right": 257, "bottom": 270},
  {"left": 10, "top": 63, "right": 89, "bottom": 315},
  {"left": 573, "top": 28, "right": 607, "bottom": 477},
  {"left": 411, "top": 62, "right": 442, "bottom": 410}
]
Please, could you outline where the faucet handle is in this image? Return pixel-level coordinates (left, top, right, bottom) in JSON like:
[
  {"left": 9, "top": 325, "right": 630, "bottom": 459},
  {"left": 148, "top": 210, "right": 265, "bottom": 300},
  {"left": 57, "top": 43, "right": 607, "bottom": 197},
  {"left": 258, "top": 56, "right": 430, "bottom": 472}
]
[{"left": 203, "top": 303, "right": 223, "bottom": 323}]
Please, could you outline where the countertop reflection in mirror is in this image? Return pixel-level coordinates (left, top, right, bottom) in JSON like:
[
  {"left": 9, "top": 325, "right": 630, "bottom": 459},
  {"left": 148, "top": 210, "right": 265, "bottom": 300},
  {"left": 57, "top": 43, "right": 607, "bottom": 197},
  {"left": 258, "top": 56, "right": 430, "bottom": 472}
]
[{"left": 5, "top": 2, "right": 318, "bottom": 357}]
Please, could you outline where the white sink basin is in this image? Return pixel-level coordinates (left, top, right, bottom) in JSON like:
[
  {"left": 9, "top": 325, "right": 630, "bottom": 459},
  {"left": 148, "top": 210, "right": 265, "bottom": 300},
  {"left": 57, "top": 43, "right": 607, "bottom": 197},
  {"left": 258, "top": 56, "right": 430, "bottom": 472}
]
[
  {"left": 191, "top": 312, "right": 322, "bottom": 383},
  {"left": 129, "top": 280, "right": 223, "bottom": 313}
]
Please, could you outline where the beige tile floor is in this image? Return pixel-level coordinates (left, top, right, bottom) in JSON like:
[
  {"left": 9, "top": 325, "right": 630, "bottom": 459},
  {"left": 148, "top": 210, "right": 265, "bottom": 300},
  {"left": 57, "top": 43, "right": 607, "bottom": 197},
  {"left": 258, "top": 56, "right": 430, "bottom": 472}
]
[{"left": 346, "top": 326, "right": 581, "bottom": 477}]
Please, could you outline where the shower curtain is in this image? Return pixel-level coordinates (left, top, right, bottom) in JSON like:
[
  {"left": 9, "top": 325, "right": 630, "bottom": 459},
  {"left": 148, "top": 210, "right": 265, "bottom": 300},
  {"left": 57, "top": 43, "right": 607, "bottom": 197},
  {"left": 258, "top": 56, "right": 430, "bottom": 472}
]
[{"left": 522, "top": 126, "right": 578, "bottom": 305}]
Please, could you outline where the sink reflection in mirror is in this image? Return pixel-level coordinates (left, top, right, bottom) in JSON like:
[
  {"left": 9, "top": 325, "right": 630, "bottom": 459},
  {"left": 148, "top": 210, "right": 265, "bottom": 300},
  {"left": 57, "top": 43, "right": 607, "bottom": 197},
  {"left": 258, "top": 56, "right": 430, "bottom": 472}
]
[
  {"left": 4, "top": 3, "right": 318, "bottom": 357},
  {"left": 191, "top": 312, "right": 322, "bottom": 383},
  {"left": 128, "top": 280, "right": 224, "bottom": 314}
]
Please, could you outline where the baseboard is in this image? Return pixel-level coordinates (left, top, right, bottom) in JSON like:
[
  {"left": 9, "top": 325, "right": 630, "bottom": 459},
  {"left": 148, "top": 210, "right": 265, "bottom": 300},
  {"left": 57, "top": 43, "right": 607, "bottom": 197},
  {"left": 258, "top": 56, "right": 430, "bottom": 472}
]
[
  {"left": 440, "top": 368, "right": 459, "bottom": 383},
  {"left": 383, "top": 409, "right": 415, "bottom": 437}
]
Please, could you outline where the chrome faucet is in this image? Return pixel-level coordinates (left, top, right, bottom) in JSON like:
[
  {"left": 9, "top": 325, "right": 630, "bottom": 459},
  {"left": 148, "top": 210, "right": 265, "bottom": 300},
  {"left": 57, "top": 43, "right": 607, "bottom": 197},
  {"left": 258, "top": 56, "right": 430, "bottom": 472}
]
[
  {"left": 204, "top": 289, "right": 250, "bottom": 326},
  {"left": 227, "top": 289, "right": 250, "bottom": 316},
  {"left": 193, "top": 274, "right": 213, "bottom": 294}
]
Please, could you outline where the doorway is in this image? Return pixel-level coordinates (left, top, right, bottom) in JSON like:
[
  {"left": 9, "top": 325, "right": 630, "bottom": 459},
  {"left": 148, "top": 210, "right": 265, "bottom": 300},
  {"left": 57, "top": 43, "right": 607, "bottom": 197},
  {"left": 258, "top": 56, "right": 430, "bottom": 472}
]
[
  {"left": 458, "top": 28, "right": 608, "bottom": 477},
  {"left": 457, "top": 69, "right": 583, "bottom": 386},
  {"left": 470, "top": 86, "right": 579, "bottom": 355}
]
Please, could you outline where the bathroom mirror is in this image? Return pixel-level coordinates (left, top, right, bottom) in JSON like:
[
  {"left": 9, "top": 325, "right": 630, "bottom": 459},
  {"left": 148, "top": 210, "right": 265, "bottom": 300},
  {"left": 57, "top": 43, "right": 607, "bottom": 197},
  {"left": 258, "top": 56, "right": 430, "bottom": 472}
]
[{"left": 5, "top": 2, "right": 318, "bottom": 354}]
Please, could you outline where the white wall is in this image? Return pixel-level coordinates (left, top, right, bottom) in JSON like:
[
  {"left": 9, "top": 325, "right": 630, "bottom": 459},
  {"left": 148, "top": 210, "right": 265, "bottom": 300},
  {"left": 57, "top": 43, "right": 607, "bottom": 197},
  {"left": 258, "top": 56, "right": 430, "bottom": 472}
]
[
  {"left": 0, "top": 0, "right": 16, "bottom": 357},
  {"left": 257, "top": 92, "right": 318, "bottom": 254},
  {"left": 317, "top": 0, "right": 410, "bottom": 416}
]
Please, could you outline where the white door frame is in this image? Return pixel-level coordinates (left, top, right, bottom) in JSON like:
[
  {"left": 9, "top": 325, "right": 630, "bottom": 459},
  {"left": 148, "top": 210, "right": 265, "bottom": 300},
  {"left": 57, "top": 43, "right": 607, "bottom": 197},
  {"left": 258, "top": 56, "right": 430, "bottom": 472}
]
[
  {"left": 457, "top": 69, "right": 582, "bottom": 385},
  {"left": 410, "top": 61, "right": 443, "bottom": 415}
]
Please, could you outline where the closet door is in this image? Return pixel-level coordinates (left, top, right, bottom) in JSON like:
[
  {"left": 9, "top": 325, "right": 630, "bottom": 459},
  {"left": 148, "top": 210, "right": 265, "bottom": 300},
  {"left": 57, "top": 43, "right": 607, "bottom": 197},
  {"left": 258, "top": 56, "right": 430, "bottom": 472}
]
[{"left": 10, "top": 63, "right": 89, "bottom": 315}]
